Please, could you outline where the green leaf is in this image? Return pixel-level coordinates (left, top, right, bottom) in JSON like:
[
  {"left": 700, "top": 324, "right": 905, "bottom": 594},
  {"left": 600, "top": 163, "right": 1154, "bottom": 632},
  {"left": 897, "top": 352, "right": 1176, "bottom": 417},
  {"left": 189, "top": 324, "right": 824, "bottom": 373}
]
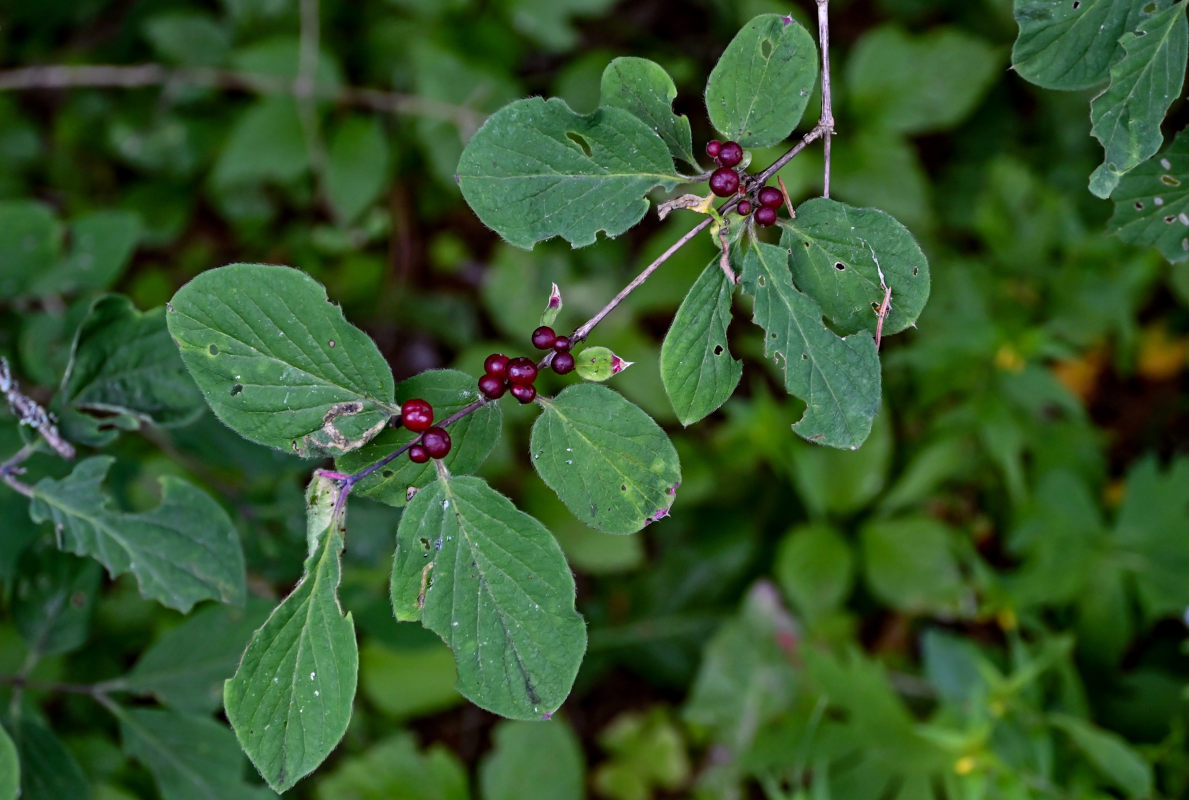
[
  {"left": 456, "top": 97, "right": 682, "bottom": 249},
  {"left": 224, "top": 474, "right": 358, "bottom": 793},
  {"left": 13, "top": 547, "right": 102, "bottom": 657},
  {"left": 781, "top": 198, "right": 929, "bottom": 337},
  {"left": 167, "top": 263, "right": 396, "bottom": 458},
  {"left": 29, "top": 456, "right": 245, "bottom": 612},
  {"left": 1088, "top": 2, "right": 1188, "bottom": 198},
  {"left": 599, "top": 57, "right": 696, "bottom": 167},
  {"left": 774, "top": 523, "right": 853, "bottom": 621},
  {"left": 480, "top": 720, "right": 585, "bottom": 800},
  {"left": 531, "top": 384, "right": 681, "bottom": 533},
  {"left": 739, "top": 241, "right": 881, "bottom": 449},
  {"left": 0, "top": 722, "right": 18, "bottom": 800},
  {"left": 8, "top": 716, "right": 90, "bottom": 800},
  {"left": 30, "top": 210, "right": 142, "bottom": 296},
  {"left": 1012, "top": 0, "right": 1165, "bottom": 90},
  {"left": 860, "top": 517, "right": 967, "bottom": 615},
  {"left": 124, "top": 599, "right": 274, "bottom": 713},
  {"left": 1108, "top": 128, "right": 1189, "bottom": 260},
  {"left": 573, "top": 345, "right": 633, "bottom": 382},
  {"left": 847, "top": 25, "right": 1000, "bottom": 134},
  {"left": 1112, "top": 456, "right": 1189, "bottom": 623},
  {"left": 705, "top": 14, "right": 818, "bottom": 147},
  {"left": 358, "top": 641, "right": 463, "bottom": 720},
  {"left": 595, "top": 708, "right": 689, "bottom": 800},
  {"left": 312, "top": 733, "right": 468, "bottom": 800},
  {"left": 1050, "top": 714, "right": 1154, "bottom": 797},
  {"left": 391, "top": 473, "right": 586, "bottom": 719},
  {"left": 115, "top": 707, "right": 272, "bottom": 800},
  {"left": 0, "top": 200, "right": 60, "bottom": 298},
  {"left": 660, "top": 259, "right": 741, "bottom": 426},
  {"left": 495, "top": 0, "right": 617, "bottom": 50},
  {"left": 55, "top": 295, "right": 202, "bottom": 446},
  {"left": 326, "top": 116, "right": 389, "bottom": 225},
  {"left": 143, "top": 10, "right": 231, "bottom": 67},
  {"left": 335, "top": 369, "right": 501, "bottom": 507},
  {"left": 211, "top": 98, "right": 309, "bottom": 188},
  {"left": 788, "top": 407, "right": 893, "bottom": 517}
]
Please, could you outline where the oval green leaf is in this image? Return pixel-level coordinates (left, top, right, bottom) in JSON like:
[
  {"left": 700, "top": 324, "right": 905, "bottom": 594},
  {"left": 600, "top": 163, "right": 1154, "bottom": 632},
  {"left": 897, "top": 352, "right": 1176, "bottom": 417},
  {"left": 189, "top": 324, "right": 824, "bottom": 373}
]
[
  {"left": 660, "top": 259, "right": 741, "bottom": 426},
  {"left": 705, "top": 14, "right": 818, "bottom": 147},
  {"left": 531, "top": 384, "right": 681, "bottom": 533},
  {"left": 740, "top": 242, "right": 880, "bottom": 450},
  {"left": 335, "top": 369, "right": 501, "bottom": 507},
  {"left": 781, "top": 197, "right": 929, "bottom": 338},
  {"left": 167, "top": 263, "right": 396, "bottom": 458},
  {"left": 600, "top": 57, "right": 696, "bottom": 168},
  {"left": 1109, "top": 128, "right": 1189, "bottom": 261},
  {"left": 391, "top": 474, "right": 586, "bottom": 720},
  {"left": 224, "top": 475, "right": 357, "bottom": 793},
  {"left": 457, "top": 97, "right": 683, "bottom": 249}
]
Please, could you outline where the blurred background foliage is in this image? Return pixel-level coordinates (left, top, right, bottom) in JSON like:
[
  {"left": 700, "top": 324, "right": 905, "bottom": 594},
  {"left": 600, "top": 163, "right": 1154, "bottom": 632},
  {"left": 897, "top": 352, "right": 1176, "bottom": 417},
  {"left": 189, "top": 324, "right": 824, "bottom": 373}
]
[{"left": 1, "top": 0, "right": 1189, "bottom": 797}]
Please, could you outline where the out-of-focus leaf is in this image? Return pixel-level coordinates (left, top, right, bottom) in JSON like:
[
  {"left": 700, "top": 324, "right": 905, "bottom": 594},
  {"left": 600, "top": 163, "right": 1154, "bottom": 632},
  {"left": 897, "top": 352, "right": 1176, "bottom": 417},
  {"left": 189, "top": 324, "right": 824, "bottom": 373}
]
[
  {"left": 495, "top": 0, "right": 617, "bottom": 50},
  {"left": 1050, "top": 714, "right": 1154, "bottom": 798},
  {"left": 774, "top": 523, "right": 853, "bottom": 621},
  {"left": 788, "top": 407, "right": 893, "bottom": 517},
  {"left": 211, "top": 98, "right": 308, "bottom": 188},
  {"left": 358, "top": 641, "right": 463, "bottom": 721},
  {"left": 595, "top": 708, "right": 689, "bottom": 800},
  {"left": 143, "top": 11, "right": 231, "bottom": 67},
  {"left": 8, "top": 716, "right": 90, "bottom": 800},
  {"left": 312, "top": 733, "right": 468, "bottom": 800},
  {"left": 0, "top": 200, "right": 60, "bottom": 298},
  {"left": 13, "top": 547, "right": 102, "bottom": 657},
  {"left": 30, "top": 211, "right": 142, "bottom": 296},
  {"left": 0, "top": 722, "right": 18, "bottom": 800},
  {"left": 326, "top": 116, "right": 389, "bottom": 225},
  {"left": 860, "top": 517, "right": 967, "bottom": 615},
  {"left": 480, "top": 720, "right": 584, "bottom": 800}
]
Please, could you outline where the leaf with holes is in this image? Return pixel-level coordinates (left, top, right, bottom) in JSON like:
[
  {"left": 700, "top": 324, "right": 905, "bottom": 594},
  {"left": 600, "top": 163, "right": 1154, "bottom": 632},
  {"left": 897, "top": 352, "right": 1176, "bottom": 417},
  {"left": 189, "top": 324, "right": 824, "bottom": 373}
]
[
  {"left": 1108, "top": 128, "right": 1189, "bottom": 261},
  {"left": 335, "top": 370, "right": 501, "bottom": 507},
  {"left": 1012, "top": 0, "right": 1170, "bottom": 91},
  {"left": 457, "top": 97, "right": 683, "bottom": 249},
  {"left": 531, "top": 384, "right": 681, "bottom": 533},
  {"left": 1088, "top": 1, "right": 1187, "bottom": 198},
  {"left": 391, "top": 472, "right": 586, "bottom": 720},
  {"left": 29, "top": 456, "right": 245, "bottom": 612},
  {"left": 740, "top": 241, "right": 881, "bottom": 450},
  {"left": 705, "top": 14, "right": 818, "bottom": 147},
  {"left": 600, "top": 57, "right": 696, "bottom": 168},
  {"left": 224, "top": 474, "right": 357, "bottom": 793},
  {"left": 660, "top": 259, "right": 741, "bottom": 426},
  {"left": 780, "top": 198, "right": 929, "bottom": 337},
  {"left": 167, "top": 263, "right": 396, "bottom": 458}
]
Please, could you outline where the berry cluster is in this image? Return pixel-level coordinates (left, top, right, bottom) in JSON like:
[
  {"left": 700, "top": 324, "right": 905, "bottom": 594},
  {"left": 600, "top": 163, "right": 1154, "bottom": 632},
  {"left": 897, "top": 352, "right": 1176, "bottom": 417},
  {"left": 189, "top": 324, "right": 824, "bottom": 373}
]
[
  {"left": 478, "top": 326, "right": 575, "bottom": 404},
  {"left": 397, "top": 398, "right": 451, "bottom": 464},
  {"left": 704, "top": 139, "right": 784, "bottom": 227}
]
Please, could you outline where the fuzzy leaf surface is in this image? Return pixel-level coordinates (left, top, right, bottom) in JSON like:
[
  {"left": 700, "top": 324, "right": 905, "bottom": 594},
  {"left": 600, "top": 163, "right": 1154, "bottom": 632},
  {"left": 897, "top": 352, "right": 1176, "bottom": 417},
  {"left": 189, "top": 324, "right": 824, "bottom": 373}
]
[
  {"left": 740, "top": 241, "right": 880, "bottom": 449},
  {"left": 0, "top": 723, "right": 16, "bottom": 800},
  {"left": 1108, "top": 128, "right": 1189, "bottom": 260},
  {"left": 326, "top": 115, "right": 389, "bottom": 225},
  {"left": 705, "top": 14, "right": 818, "bottom": 147},
  {"left": 224, "top": 475, "right": 357, "bottom": 793},
  {"left": 336, "top": 369, "right": 501, "bottom": 507},
  {"left": 55, "top": 294, "right": 202, "bottom": 446},
  {"left": 660, "top": 259, "right": 741, "bottom": 425},
  {"left": 531, "top": 384, "right": 681, "bottom": 533},
  {"left": 1012, "top": 0, "right": 1172, "bottom": 90},
  {"left": 456, "top": 97, "right": 682, "bottom": 248},
  {"left": 167, "top": 263, "right": 395, "bottom": 458},
  {"left": 391, "top": 474, "right": 586, "bottom": 720},
  {"left": 8, "top": 717, "right": 89, "bottom": 800},
  {"left": 781, "top": 198, "right": 929, "bottom": 337},
  {"left": 599, "top": 57, "right": 696, "bottom": 167},
  {"left": 1088, "top": 1, "right": 1188, "bottom": 198},
  {"left": 29, "top": 456, "right": 245, "bottom": 612}
]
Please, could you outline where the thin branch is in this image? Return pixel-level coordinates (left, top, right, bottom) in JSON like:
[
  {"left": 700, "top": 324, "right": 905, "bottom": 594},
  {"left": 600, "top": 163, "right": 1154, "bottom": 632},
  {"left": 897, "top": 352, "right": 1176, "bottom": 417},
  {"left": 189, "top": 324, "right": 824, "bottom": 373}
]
[
  {"left": 0, "top": 64, "right": 487, "bottom": 129},
  {"left": 816, "top": 0, "right": 835, "bottom": 197},
  {"left": 0, "top": 673, "right": 114, "bottom": 698},
  {"left": 1, "top": 357, "right": 74, "bottom": 462}
]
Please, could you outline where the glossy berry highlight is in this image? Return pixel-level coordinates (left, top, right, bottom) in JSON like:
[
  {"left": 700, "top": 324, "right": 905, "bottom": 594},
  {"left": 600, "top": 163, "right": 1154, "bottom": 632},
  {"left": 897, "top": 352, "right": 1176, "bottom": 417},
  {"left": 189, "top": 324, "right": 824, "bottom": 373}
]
[
  {"left": 755, "top": 205, "right": 778, "bottom": 227},
  {"left": 421, "top": 426, "right": 452, "bottom": 459},
  {"left": 552, "top": 352, "right": 576, "bottom": 375},
  {"left": 408, "top": 444, "right": 430, "bottom": 464},
  {"left": 705, "top": 139, "right": 722, "bottom": 158},
  {"left": 478, "top": 374, "right": 506, "bottom": 399},
  {"left": 510, "top": 383, "right": 537, "bottom": 404},
  {"left": 709, "top": 167, "right": 740, "bottom": 197},
  {"left": 483, "top": 353, "right": 509, "bottom": 378},
  {"left": 553, "top": 335, "right": 571, "bottom": 353},
  {"left": 531, "top": 326, "right": 556, "bottom": 350},
  {"left": 758, "top": 186, "right": 783, "bottom": 208},
  {"left": 506, "top": 357, "right": 538, "bottom": 386},
  {"left": 737, "top": 200, "right": 752, "bottom": 216},
  {"left": 401, "top": 398, "right": 433, "bottom": 432},
  {"left": 717, "top": 141, "right": 743, "bottom": 168}
]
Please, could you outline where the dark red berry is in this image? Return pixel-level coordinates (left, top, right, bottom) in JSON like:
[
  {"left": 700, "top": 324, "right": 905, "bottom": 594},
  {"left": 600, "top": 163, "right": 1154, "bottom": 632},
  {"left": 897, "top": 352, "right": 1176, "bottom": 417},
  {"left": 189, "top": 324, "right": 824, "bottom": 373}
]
[
  {"left": 552, "top": 352, "right": 576, "bottom": 375},
  {"left": 510, "top": 383, "right": 537, "bottom": 404},
  {"left": 401, "top": 398, "right": 433, "bottom": 432},
  {"left": 408, "top": 444, "right": 430, "bottom": 464},
  {"left": 758, "top": 186, "right": 783, "bottom": 208},
  {"left": 506, "top": 357, "right": 538, "bottom": 385},
  {"left": 705, "top": 139, "right": 722, "bottom": 158},
  {"left": 718, "top": 141, "right": 743, "bottom": 168},
  {"left": 478, "top": 374, "right": 506, "bottom": 399},
  {"left": 709, "top": 167, "right": 740, "bottom": 197},
  {"left": 553, "top": 335, "right": 571, "bottom": 353},
  {"left": 484, "top": 353, "right": 509, "bottom": 378},
  {"left": 532, "top": 326, "right": 556, "bottom": 350},
  {"left": 737, "top": 200, "right": 752, "bottom": 216},
  {"left": 421, "top": 426, "right": 452, "bottom": 459},
  {"left": 755, "top": 205, "right": 778, "bottom": 227}
]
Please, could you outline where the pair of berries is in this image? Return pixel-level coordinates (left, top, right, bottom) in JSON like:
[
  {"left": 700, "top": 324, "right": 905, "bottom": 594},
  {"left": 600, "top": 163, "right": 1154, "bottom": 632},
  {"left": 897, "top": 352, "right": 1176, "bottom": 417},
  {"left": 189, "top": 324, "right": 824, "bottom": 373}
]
[
  {"left": 397, "top": 398, "right": 451, "bottom": 463},
  {"left": 707, "top": 139, "right": 743, "bottom": 199},
  {"left": 478, "top": 326, "right": 576, "bottom": 404},
  {"left": 748, "top": 186, "right": 784, "bottom": 227}
]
